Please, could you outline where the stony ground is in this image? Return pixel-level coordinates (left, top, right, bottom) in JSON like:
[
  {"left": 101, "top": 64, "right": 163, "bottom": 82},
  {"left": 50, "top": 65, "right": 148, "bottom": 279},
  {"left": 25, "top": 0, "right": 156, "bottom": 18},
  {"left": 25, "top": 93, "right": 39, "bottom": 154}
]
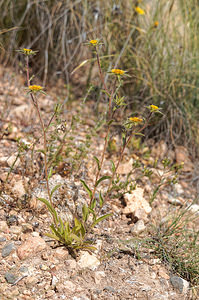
[{"left": 0, "top": 66, "right": 199, "bottom": 300}]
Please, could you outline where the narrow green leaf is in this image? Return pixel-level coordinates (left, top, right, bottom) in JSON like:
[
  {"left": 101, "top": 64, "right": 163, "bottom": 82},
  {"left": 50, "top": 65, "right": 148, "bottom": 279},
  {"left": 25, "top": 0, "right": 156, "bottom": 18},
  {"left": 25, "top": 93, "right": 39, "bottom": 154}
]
[
  {"left": 82, "top": 204, "right": 89, "bottom": 222},
  {"left": 80, "top": 223, "right": 86, "bottom": 238},
  {"left": 70, "top": 233, "right": 82, "bottom": 242},
  {"left": 48, "top": 167, "right": 53, "bottom": 180},
  {"left": 36, "top": 148, "right": 46, "bottom": 155},
  {"left": 50, "top": 224, "right": 64, "bottom": 241},
  {"left": 59, "top": 217, "right": 64, "bottom": 235},
  {"left": 74, "top": 217, "right": 81, "bottom": 229},
  {"left": 64, "top": 230, "right": 71, "bottom": 244},
  {"left": 93, "top": 156, "right": 101, "bottom": 171},
  {"left": 101, "top": 89, "right": 111, "bottom": 97},
  {"left": 88, "top": 207, "right": 95, "bottom": 214},
  {"left": 75, "top": 245, "right": 97, "bottom": 251},
  {"left": 99, "top": 191, "right": 104, "bottom": 207},
  {"left": 90, "top": 198, "right": 96, "bottom": 210},
  {"left": 95, "top": 175, "right": 111, "bottom": 187},
  {"left": 38, "top": 197, "right": 53, "bottom": 213},
  {"left": 50, "top": 184, "right": 62, "bottom": 197},
  {"left": 38, "top": 197, "right": 58, "bottom": 223},
  {"left": 111, "top": 160, "right": 116, "bottom": 173},
  {"left": 134, "top": 132, "right": 145, "bottom": 137},
  {"left": 80, "top": 179, "right": 92, "bottom": 199},
  {"left": 92, "top": 213, "right": 112, "bottom": 227},
  {"left": 45, "top": 233, "right": 61, "bottom": 242},
  {"left": 64, "top": 221, "right": 70, "bottom": 234},
  {"left": 107, "top": 119, "right": 114, "bottom": 126},
  {"left": 88, "top": 207, "right": 97, "bottom": 222}
]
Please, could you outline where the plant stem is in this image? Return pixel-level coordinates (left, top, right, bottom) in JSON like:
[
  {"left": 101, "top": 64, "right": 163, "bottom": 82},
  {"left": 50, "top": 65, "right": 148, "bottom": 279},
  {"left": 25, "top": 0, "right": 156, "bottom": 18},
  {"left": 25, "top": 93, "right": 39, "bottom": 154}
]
[
  {"left": 96, "top": 50, "right": 109, "bottom": 95},
  {"left": 31, "top": 94, "right": 53, "bottom": 208},
  {"left": 90, "top": 48, "right": 115, "bottom": 205},
  {"left": 104, "top": 115, "right": 152, "bottom": 204},
  {"left": 25, "top": 55, "right": 55, "bottom": 218},
  {"left": 26, "top": 56, "right": 30, "bottom": 86}
]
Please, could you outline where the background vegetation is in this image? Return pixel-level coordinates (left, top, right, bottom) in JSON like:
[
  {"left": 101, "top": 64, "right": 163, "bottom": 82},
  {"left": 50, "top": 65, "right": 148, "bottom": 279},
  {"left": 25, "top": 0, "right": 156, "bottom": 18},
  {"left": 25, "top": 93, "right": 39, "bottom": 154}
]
[{"left": 1, "top": 0, "right": 199, "bottom": 154}]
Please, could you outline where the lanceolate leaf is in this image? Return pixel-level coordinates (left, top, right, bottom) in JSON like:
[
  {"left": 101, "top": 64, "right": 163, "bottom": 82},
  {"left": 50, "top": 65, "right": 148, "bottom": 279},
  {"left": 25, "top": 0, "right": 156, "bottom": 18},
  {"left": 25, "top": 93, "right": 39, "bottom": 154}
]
[
  {"left": 75, "top": 245, "right": 97, "bottom": 251},
  {"left": 82, "top": 204, "right": 89, "bottom": 222},
  {"left": 99, "top": 191, "right": 104, "bottom": 207},
  {"left": 92, "top": 213, "right": 112, "bottom": 227},
  {"left": 93, "top": 156, "right": 101, "bottom": 171},
  {"left": 50, "top": 184, "right": 62, "bottom": 197},
  {"left": 95, "top": 175, "right": 111, "bottom": 187},
  {"left": 74, "top": 218, "right": 81, "bottom": 230},
  {"left": 50, "top": 224, "right": 63, "bottom": 241},
  {"left": 45, "top": 233, "right": 61, "bottom": 242},
  {"left": 111, "top": 160, "right": 116, "bottom": 173},
  {"left": 134, "top": 132, "right": 145, "bottom": 137},
  {"left": 88, "top": 207, "right": 97, "bottom": 222},
  {"left": 36, "top": 148, "right": 46, "bottom": 155},
  {"left": 70, "top": 233, "right": 82, "bottom": 242},
  {"left": 47, "top": 167, "right": 53, "bottom": 180},
  {"left": 90, "top": 198, "right": 96, "bottom": 210},
  {"left": 80, "top": 179, "right": 92, "bottom": 199},
  {"left": 38, "top": 197, "right": 58, "bottom": 223},
  {"left": 107, "top": 119, "right": 114, "bottom": 126},
  {"left": 101, "top": 89, "right": 111, "bottom": 97}
]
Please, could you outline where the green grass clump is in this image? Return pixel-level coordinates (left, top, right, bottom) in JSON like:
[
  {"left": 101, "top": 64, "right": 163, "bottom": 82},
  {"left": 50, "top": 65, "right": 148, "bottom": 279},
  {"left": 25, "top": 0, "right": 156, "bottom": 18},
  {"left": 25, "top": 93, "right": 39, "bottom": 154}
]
[{"left": 148, "top": 206, "right": 199, "bottom": 294}]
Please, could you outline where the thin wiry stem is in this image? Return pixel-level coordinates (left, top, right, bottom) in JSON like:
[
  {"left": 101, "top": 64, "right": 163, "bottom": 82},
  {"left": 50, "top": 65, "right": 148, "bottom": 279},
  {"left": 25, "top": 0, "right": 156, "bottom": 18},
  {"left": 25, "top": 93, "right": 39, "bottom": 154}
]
[
  {"left": 103, "top": 113, "right": 153, "bottom": 204},
  {"left": 90, "top": 47, "right": 114, "bottom": 206},
  {"left": 25, "top": 55, "right": 56, "bottom": 224}
]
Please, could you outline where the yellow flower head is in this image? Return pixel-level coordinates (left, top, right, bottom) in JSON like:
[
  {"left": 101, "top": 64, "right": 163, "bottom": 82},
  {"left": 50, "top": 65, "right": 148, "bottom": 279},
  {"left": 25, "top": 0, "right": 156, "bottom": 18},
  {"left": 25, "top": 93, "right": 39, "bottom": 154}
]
[
  {"left": 111, "top": 69, "right": 125, "bottom": 76},
  {"left": 21, "top": 48, "right": 37, "bottom": 56},
  {"left": 23, "top": 48, "right": 31, "bottom": 53},
  {"left": 89, "top": 39, "right": 98, "bottom": 46},
  {"left": 154, "top": 21, "right": 159, "bottom": 28},
  {"left": 129, "top": 117, "right": 143, "bottom": 123},
  {"left": 150, "top": 104, "right": 159, "bottom": 111},
  {"left": 135, "top": 6, "right": 145, "bottom": 15},
  {"left": 28, "top": 85, "right": 43, "bottom": 92}
]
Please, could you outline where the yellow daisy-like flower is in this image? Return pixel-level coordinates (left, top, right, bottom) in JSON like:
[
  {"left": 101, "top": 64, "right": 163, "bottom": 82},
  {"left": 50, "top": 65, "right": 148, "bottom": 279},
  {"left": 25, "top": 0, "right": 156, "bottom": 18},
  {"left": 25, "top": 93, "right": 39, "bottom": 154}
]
[
  {"left": 111, "top": 69, "right": 125, "bottom": 76},
  {"left": 129, "top": 117, "right": 143, "bottom": 123},
  {"left": 23, "top": 48, "right": 31, "bottom": 53},
  {"left": 150, "top": 104, "right": 159, "bottom": 111},
  {"left": 154, "top": 21, "right": 159, "bottom": 28},
  {"left": 135, "top": 6, "right": 145, "bottom": 15},
  {"left": 28, "top": 85, "right": 43, "bottom": 92},
  {"left": 89, "top": 39, "right": 98, "bottom": 46},
  {"left": 21, "top": 48, "right": 37, "bottom": 56}
]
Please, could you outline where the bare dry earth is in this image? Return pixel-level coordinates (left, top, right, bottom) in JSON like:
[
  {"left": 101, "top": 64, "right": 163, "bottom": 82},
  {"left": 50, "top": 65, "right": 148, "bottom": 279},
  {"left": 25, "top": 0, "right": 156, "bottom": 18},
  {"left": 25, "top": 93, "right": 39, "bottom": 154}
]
[{"left": 0, "top": 66, "right": 198, "bottom": 300}]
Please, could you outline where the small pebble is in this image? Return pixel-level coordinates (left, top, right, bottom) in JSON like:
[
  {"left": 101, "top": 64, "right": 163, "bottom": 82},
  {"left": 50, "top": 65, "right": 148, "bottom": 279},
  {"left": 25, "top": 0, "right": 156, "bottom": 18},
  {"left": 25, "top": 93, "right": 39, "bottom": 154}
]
[
  {"left": 0, "top": 236, "right": 6, "bottom": 243},
  {"left": 40, "top": 264, "right": 48, "bottom": 271},
  {"left": 2, "top": 242, "right": 16, "bottom": 257},
  {"left": 103, "top": 286, "right": 116, "bottom": 293},
  {"left": 19, "top": 266, "right": 29, "bottom": 274},
  {"left": 4, "top": 272, "right": 18, "bottom": 284},
  {"left": 51, "top": 275, "right": 59, "bottom": 286},
  {"left": 6, "top": 215, "right": 18, "bottom": 226},
  {"left": 170, "top": 276, "right": 189, "bottom": 294}
]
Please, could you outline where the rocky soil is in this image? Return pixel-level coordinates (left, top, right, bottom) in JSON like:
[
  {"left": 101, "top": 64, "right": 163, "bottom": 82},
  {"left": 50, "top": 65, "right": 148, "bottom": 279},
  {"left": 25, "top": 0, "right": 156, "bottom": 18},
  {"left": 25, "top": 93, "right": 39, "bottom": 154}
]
[{"left": 0, "top": 66, "right": 199, "bottom": 300}]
